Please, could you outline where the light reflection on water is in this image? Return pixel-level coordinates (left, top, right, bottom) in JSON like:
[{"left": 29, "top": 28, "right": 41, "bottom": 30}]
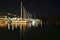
[
  {"left": 0, "top": 20, "right": 42, "bottom": 31},
  {"left": 0, "top": 22, "right": 60, "bottom": 40}
]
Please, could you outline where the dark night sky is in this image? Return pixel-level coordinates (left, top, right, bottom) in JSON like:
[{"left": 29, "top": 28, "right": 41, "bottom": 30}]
[{"left": 0, "top": 0, "right": 60, "bottom": 18}]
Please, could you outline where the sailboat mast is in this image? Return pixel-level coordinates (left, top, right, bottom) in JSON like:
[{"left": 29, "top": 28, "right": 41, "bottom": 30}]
[
  {"left": 21, "top": 1, "right": 22, "bottom": 20},
  {"left": 23, "top": 7, "right": 26, "bottom": 18}
]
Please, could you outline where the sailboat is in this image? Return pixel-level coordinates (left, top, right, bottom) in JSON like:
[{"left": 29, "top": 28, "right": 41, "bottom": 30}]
[{"left": 11, "top": 1, "right": 42, "bottom": 27}]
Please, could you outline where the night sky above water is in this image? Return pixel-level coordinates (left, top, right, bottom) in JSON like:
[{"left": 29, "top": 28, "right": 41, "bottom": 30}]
[
  {"left": 0, "top": 0, "right": 60, "bottom": 17},
  {"left": 0, "top": 0, "right": 60, "bottom": 40}
]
